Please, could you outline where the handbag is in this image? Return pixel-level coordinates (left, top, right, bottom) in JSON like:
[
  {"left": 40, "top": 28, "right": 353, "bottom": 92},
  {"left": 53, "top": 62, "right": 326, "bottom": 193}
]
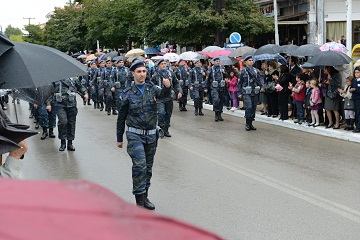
[
  {"left": 265, "top": 81, "right": 276, "bottom": 92},
  {"left": 327, "top": 89, "right": 338, "bottom": 99}
]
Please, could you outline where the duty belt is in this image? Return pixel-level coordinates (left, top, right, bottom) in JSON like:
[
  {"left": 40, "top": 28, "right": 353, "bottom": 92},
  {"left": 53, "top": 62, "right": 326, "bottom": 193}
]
[{"left": 127, "top": 126, "right": 156, "bottom": 135}]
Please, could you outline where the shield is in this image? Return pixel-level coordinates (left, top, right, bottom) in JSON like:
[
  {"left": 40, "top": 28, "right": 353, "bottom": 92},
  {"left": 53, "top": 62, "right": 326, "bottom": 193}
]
[
  {"left": 0, "top": 32, "right": 14, "bottom": 57},
  {"left": 292, "top": 44, "right": 321, "bottom": 57},
  {"left": 0, "top": 179, "right": 222, "bottom": 240},
  {"left": 199, "top": 50, "right": 231, "bottom": 58},
  {"left": 253, "top": 53, "right": 287, "bottom": 65},
  {"left": 305, "top": 50, "right": 352, "bottom": 66},
  {"left": 254, "top": 44, "right": 281, "bottom": 55},
  {"left": 228, "top": 46, "right": 256, "bottom": 58},
  {"left": 211, "top": 56, "right": 237, "bottom": 66},
  {"left": 278, "top": 44, "right": 299, "bottom": 55},
  {"left": 201, "top": 46, "right": 222, "bottom": 52},
  {"left": 125, "top": 48, "right": 146, "bottom": 58},
  {"left": 179, "top": 51, "right": 207, "bottom": 61},
  {"left": 0, "top": 42, "right": 87, "bottom": 89},
  {"left": 144, "top": 47, "right": 160, "bottom": 55},
  {"left": 320, "top": 42, "right": 349, "bottom": 54},
  {"left": 12, "top": 84, "right": 55, "bottom": 105}
]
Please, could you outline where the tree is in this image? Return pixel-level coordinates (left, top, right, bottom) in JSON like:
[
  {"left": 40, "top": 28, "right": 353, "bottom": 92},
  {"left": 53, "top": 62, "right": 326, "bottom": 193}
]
[
  {"left": 4, "top": 25, "right": 23, "bottom": 38},
  {"left": 24, "top": 25, "right": 45, "bottom": 45}
]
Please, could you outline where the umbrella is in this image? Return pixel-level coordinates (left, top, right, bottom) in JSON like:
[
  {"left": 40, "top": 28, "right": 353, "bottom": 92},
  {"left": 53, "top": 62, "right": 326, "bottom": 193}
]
[
  {"left": 253, "top": 53, "right": 287, "bottom": 65},
  {"left": 113, "top": 56, "right": 127, "bottom": 62},
  {"left": 0, "top": 135, "right": 21, "bottom": 155},
  {"left": 254, "top": 44, "right": 281, "bottom": 55},
  {"left": 211, "top": 56, "right": 237, "bottom": 66},
  {"left": 199, "top": 49, "right": 231, "bottom": 58},
  {"left": 306, "top": 50, "right": 352, "bottom": 66},
  {"left": 228, "top": 46, "right": 256, "bottom": 58},
  {"left": 301, "top": 62, "right": 322, "bottom": 70},
  {"left": 201, "top": 46, "right": 222, "bottom": 52},
  {"left": 85, "top": 54, "right": 97, "bottom": 62},
  {"left": 0, "top": 108, "right": 30, "bottom": 130},
  {"left": 320, "top": 42, "right": 349, "bottom": 54},
  {"left": 0, "top": 117, "right": 38, "bottom": 146},
  {"left": 72, "top": 52, "right": 82, "bottom": 58},
  {"left": 144, "top": 47, "right": 160, "bottom": 55},
  {"left": 278, "top": 44, "right": 299, "bottom": 55},
  {"left": 0, "top": 42, "right": 87, "bottom": 89},
  {"left": 291, "top": 44, "right": 321, "bottom": 57},
  {"left": 0, "top": 32, "right": 14, "bottom": 57},
  {"left": 12, "top": 84, "right": 55, "bottom": 105},
  {"left": 128, "top": 56, "right": 146, "bottom": 62},
  {"left": 179, "top": 51, "right": 207, "bottom": 61},
  {"left": 125, "top": 48, "right": 146, "bottom": 58},
  {"left": 151, "top": 56, "right": 163, "bottom": 60},
  {"left": 241, "top": 49, "right": 257, "bottom": 60},
  {"left": 0, "top": 178, "right": 222, "bottom": 240},
  {"left": 102, "top": 51, "right": 119, "bottom": 60},
  {"left": 76, "top": 54, "right": 87, "bottom": 59}
]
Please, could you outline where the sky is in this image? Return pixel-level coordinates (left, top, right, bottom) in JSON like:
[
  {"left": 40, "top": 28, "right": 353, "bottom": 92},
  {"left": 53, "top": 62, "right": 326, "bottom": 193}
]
[{"left": 0, "top": 0, "right": 69, "bottom": 32}]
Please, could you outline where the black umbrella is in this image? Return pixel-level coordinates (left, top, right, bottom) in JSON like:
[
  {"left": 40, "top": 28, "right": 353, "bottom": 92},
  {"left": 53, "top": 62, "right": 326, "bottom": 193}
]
[
  {"left": 278, "top": 44, "right": 299, "bottom": 55},
  {"left": 0, "top": 32, "right": 14, "bottom": 57},
  {"left": 0, "top": 117, "right": 38, "bottom": 145},
  {"left": 113, "top": 56, "right": 127, "bottom": 62},
  {"left": 228, "top": 46, "right": 256, "bottom": 58},
  {"left": 0, "top": 42, "right": 87, "bottom": 89},
  {"left": 0, "top": 108, "right": 30, "bottom": 130},
  {"left": 306, "top": 50, "right": 352, "bottom": 66},
  {"left": 0, "top": 135, "right": 21, "bottom": 155},
  {"left": 144, "top": 47, "right": 160, "bottom": 55},
  {"left": 13, "top": 84, "right": 55, "bottom": 105},
  {"left": 292, "top": 44, "right": 321, "bottom": 57},
  {"left": 211, "top": 56, "right": 237, "bottom": 66},
  {"left": 102, "top": 51, "right": 119, "bottom": 60},
  {"left": 254, "top": 44, "right": 281, "bottom": 55}
]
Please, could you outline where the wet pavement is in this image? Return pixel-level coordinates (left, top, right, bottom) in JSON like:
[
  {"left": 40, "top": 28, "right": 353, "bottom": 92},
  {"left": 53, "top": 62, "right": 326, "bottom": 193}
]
[{"left": 4, "top": 98, "right": 360, "bottom": 239}]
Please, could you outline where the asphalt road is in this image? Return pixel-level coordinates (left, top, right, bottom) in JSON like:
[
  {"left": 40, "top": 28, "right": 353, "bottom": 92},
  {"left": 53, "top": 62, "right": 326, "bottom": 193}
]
[{"left": 5, "top": 98, "right": 360, "bottom": 240}]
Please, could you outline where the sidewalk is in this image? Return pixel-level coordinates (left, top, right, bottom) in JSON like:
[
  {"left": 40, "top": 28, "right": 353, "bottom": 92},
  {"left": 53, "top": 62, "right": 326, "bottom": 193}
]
[{"left": 187, "top": 100, "right": 360, "bottom": 144}]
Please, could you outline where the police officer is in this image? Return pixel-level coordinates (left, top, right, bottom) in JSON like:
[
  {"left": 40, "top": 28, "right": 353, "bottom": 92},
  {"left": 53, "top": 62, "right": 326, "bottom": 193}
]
[
  {"left": 100, "top": 59, "right": 116, "bottom": 115},
  {"left": 48, "top": 77, "right": 88, "bottom": 151},
  {"left": 38, "top": 101, "right": 56, "bottom": 140},
  {"left": 116, "top": 60, "right": 171, "bottom": 210},
  {"left": 89, "top": 60, "right": 100, "bottom": 109},
  {"left": 189, "top": 59, "right": 206, "bottom": 116},
  {"left": 113, "top": 58, "right": 130, "bottom": 111},
  {"left": 96, "top": 60, "right": 106, "bottom": 111},
  {"left": 151, "top": 58, "right": 182, "bottom": 137},
  {"left": 237, "top": 55, "right": 265, "bottom": 131},
  {"left": 86, "top": 61, "right": 98, "bottom": 106},
  {"left": 173, "top": 59, "right": 189, "bottom": 111},
  {"left": 205, "top": 56, "right": 226, "bottom": 121}
]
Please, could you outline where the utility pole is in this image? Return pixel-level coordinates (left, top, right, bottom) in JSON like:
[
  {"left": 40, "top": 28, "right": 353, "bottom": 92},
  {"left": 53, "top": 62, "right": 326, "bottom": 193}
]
[
  {"left": 346, "top": 0, "right": 352, "bottom": 56},
  {"left": 23, "top": 17, "right": 35, "bottom": 26},
  {"left": 317, "top": 0, "right": 324, "bottom": 45},
  {"left": 308, "top": 0, "right": 317, "bottom": 44},
  {"left": 274, "top": 0, "right": 279, "bottom": 45}
]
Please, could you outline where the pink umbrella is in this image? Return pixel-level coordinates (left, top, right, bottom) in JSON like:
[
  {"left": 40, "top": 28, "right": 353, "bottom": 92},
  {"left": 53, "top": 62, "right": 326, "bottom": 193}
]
[
  {"left": 320, "top": 42, "right": 349, "bottom": 54},
  {"left": 199, "top": 50, "right": 231, "bottom": 58},
  {"left": 0, "top": 179, "right": 222, "bottom": 240}
]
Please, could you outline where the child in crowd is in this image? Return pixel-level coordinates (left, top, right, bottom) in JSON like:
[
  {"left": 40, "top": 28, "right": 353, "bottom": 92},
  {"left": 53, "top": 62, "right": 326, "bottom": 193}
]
[
  {"left": 289, "top": 73, "right": 306, "bottom": 124},
  {"left": 309, "top": 79, "right": 322, "bottom": 127},
  {"left": 304, "top": 80, "right": 312, "bottom": 125},
  {"left": 338, "top": 76, "right": 355, "bottom": 130},
  {"left": 228, "top": 70, "right": 239, "bottom": 111}
]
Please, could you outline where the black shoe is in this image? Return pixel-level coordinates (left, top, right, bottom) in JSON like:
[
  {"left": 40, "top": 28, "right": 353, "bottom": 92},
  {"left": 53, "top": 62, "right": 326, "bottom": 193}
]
[
  {"left": 29, "top": 113, "right": 34, "bottom": 119},
  {"left": 199, "top": 110, "right": 204, "bottom": 116},
  {"left": 164, "top": 130, "right": 172, "bottom": 137},
  {"left": 245, "top": 119, "right": 251, "bottom": 131},
  {"left": 325, "top": 124, "right": 334, "bottom": 129},
  {"left": 35, "top": 122, "right": 40, "bottom": 129},
  {"left": 194, "top": 109, "right": 198, "bottom": 116},
  {"left": 48, "top": 128, "right": 56, "bottom": 138},
  {"left": 249, "top": 122, "right": 257, "bottom": 130},
  {"left": 107, "top": 111, "right": 111, "bottom": 115},
  {"left": 87, "top": 101, "right": 92, "bottom": 105},
  {"left": 353, "top": 128, "right": 360, "bottom": 133},
  {"left": 135, "top": 193, "right": 145, "bottom": 207},
  {"left": 240, "top": 107, "right": 246, "bottom": 110},
  {"left": 218, "top": 113, "right": 224, "bottom": 121},
  {"left": 83, "top": 101, "right": 86, "bottom": 105},
  {"left": 59, "top": 140, "right": 66, "bottom": 151},
  {"left": 67, "top": 140, "right": 75, "bottom": 151},
  {"left": 214, "top": 112, "right": 219, "bottom": 122},
  {"left": 144, "top": 189, "right": 155, "bottom": 210},
  {"left": 100, "top": 107, "right": 104, "bottom": 111},
  {"left": 112, "top": 110, "right": 118, "bottom": 115},
  {"left": 41, "top": 129, "right": 48, "bottom": 140},
  {"left": 183, "top": 107, "right": 187, "bottom": 111}
]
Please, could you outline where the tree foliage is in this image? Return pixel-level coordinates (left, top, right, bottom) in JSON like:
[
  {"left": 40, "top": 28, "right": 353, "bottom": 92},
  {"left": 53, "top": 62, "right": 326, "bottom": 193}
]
[
  {"left": 43, "top": 0, "right": 273, "bottom": 52},
  {"left": 24, "top": 25, "right": 46, "bottom": 45},
  {"left": 4, "top": 25, "right": 23, "bottom": 38}
]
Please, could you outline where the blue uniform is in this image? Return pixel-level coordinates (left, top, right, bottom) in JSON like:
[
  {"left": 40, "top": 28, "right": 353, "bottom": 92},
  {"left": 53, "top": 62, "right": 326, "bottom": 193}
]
[
  {"left": 173, "top": 65, "right": 189, "bottom": 110},
  {"left": 100, "top": 66, "right": 115, "bottom": 114},
  {"left": 113, "top": 66, "right": 130, "bottom": 110},
  {"left": 190, "top": 66, "right": 206, "bottom": 114},
  {"left": 205, "top": 66, "right": 226, "bottom": 121}
]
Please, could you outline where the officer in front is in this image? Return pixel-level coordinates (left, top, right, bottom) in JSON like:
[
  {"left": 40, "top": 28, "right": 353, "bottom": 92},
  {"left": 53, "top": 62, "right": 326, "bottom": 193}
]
[
  {"left": 116, "top": 61, "right": 171, "bottom": 210},
  {"left": 237, "top": 55, "right": 265, "bottom": 131},
  {"left": 48, "top": 78, "right": 88, "bottom": 151},
  {"left": 205, "top": 56, "right": 226, "bottom": 121}
]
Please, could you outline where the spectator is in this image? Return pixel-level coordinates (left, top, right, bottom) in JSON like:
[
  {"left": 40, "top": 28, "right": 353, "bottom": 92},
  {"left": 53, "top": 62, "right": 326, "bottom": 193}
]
[
  {"left": 273, "top": 65, "right": 292, "bottom": 120},
  {"left": 228, "top": 70, "right": 239, "bottom": 111},
  {"left": 338, "top": 76, "right": 355, "bottom": 130},
  {"left": 324, "top": 66, "right": 341, "bottom": 129},
  {"left": 265, "top": 61, "right": 279, "bottom": 118},
  {"left": 304, "top": 80, "right": 312, "bottom": 125},
  {"left": 309, "top": 80, "right": 322, "bottom": 127},
  {"left": 289, "top": 73, "right": 306, "bottom": 124}
]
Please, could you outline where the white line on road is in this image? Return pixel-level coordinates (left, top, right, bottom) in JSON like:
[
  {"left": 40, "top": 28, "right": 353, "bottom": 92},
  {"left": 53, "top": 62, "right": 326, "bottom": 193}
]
[{"left": 165, "top": 138, "right": 360, "bottom": 224}]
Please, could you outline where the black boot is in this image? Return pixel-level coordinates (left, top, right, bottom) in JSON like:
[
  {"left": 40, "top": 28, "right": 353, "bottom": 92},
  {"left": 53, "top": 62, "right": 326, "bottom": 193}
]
[
  {"left": 249, "top": 120, "right": 257, "bottom": 130},
  {"left": 83, "top": 100, "right": 86, "bottom": 105},
  {"left": 349, "top": 119, "right": 355, "bottom": 130},
  {"left": 94, "top": 103, "right": 97, "bottom": 109},
  {"left": 179, "top": 104, "right": 183, "bottom": 111},
  {"left": 164, "top": 127, "right": 172, "bottom": 137},
  {"left": 48, "top": 128, "right": 56, "bottom": 138},
  {"left": 183, "top": 105, "right": 187, "bottom": 111},
  {"left": 29, "top": 112, "right": 34, "bottom": 119},
  {"left": 67, "top": 140, "right": 75, "bottom": 151},
  {"left": 112, "top": 110, "right": 118, "bottom": 115},
  {"left": 107, "top": 110, "right": 111, "bottom": 115},
  {"left": 87, "top": 99, "right": 92, "bottom": 105},
  {"left": 194, "top": 108, "right": 198, "bottom": 116},
  {"left": 35, "top": 120, "right": 40, "bottom": 129},
  {"left": 100, "top": 103, "right": 104, "bottom": 111},
  {"left": 214, "top": 112, "right": 219, "bottom": 122},
  {"left": 41, "top": 127, "right": 48, "bottom": 140},
  {"left": 199, "top": 108, "right": 204, "bottom": 116},
  {"left": 218, "top": 112, "right": 224, "bottom": 121},
  {"left": 344, "top": 119, "right": 350, "bottom": 130},
  {"left": 245, "top": 119, "right": 251, "bottom": 131},
  {"left": 59, "top": 140, "right": 66, "bottom": 151},
  {"left": 144, "top": 189, "right": 155, "bottom": 210},
  {"left": 135, "top": 193, "right": 145, "bottom": 207}
]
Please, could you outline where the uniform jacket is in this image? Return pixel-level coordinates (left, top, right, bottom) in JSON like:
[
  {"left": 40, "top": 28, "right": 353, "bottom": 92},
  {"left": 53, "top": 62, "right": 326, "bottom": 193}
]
[
  {"left": 49, "top": 78, "right": 87, "bottom": 108},
  {"left": 151, "top": 69, "right": 182, "bottom": 101},
  {"left": 172, "top": 66, "right": 189, "bottom": 89},
  {"left": 351, "top": 78, "right": 360, "bottom": 100},
  {"left": 237, "top": 66, "right": 264, "bottom": 96},
  {"left": 189, "top": 67, "right": 206, "bottom": 90},
  {"left": 205, "top": 66, "right": 226, "bottom": 90},
  {"left": 116, "top": 82, "right": 171, "bottom": 142}
]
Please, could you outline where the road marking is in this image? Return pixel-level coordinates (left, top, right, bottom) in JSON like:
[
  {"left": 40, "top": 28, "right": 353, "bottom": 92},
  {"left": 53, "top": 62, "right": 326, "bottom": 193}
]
[{"left": 164, "top": 139, "right": 360, "bottom": 224}]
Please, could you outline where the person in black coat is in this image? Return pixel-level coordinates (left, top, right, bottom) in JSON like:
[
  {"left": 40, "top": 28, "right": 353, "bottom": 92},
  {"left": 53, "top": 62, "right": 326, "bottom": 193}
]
[{"left": 273, "top": 65, "right": 292, "bottom": 120}]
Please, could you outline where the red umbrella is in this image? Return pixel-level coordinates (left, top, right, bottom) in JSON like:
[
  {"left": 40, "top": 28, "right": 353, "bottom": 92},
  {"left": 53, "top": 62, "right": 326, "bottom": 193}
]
[
  {"left": 0, "top": 179, "right": 222, "bottom": 240},
  {"left": 199, "top": 50, "right": 231, "bottom": 58}
]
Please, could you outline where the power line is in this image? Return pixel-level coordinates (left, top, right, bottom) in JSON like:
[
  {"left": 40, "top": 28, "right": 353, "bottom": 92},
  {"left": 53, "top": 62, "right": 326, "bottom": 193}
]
[{"left": 23, "top": 17, "right": 35, "bottom": 26}]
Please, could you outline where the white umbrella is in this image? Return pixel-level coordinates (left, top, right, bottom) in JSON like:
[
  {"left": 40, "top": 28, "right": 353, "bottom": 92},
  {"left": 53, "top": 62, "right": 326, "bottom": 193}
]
[
  {"left": 179, "top": 51, "right": 207, "bottom": 61},
  {"left": 125, "top": 48, "right": 146, "bottom": 58},
  {"left": 163, "top": 53, "right": 179, "bottom": 60},
  {"left": 151, "top": 56, "right": 163, "bottom": 60},
  {"left": 202, "top": 46, "right": 222, "bottom": 52}
]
